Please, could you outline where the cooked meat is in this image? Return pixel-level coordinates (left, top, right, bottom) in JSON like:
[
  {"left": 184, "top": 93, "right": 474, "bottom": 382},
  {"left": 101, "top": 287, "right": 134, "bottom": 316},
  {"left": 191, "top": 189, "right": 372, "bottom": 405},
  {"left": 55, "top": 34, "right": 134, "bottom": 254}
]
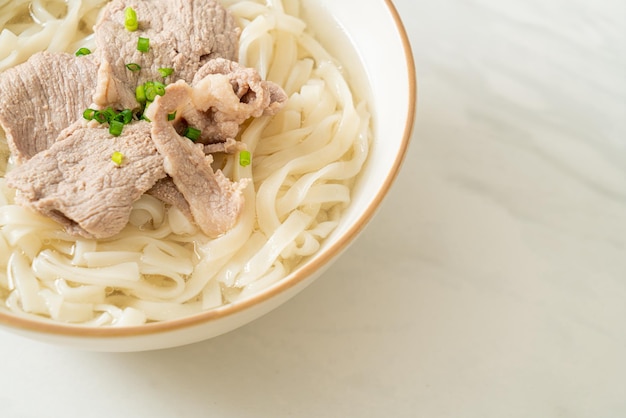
[
  {"left": 191, "top": 58, "right": 288, "bottom": 143},
  {"left": 144, "top": 83, "right": 249, "bottom": 237},
  {"left": 0, "top": 52, "right": 98, "bottom": 163},
  {"left": 147, "top": 138, "right": 245, "bottom": 219},
  {"left": 6, "top": 121, "right": 165, "bottom": 239},
  {"left": 147, "top": 177, "right": 192, "bottom": 220},
  {"left": 141, "top": 62, "right": 287, "bottom": 235},
  {"left": 203, "top": 138, "right": 246, "bottom": 154},
  {"left": 194, "top": 58, "right": 288, "bottom": 115},
  {"left": 93, "top": 0, "right": 240, "bottom": 110}
]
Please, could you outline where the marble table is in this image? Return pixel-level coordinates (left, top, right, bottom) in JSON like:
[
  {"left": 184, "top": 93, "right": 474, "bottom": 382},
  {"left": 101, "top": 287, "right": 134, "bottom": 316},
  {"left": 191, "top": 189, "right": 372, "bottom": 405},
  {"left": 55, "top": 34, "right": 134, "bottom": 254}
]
[{"left": 0, "top": 0, "right": 624, "bottom": 417}]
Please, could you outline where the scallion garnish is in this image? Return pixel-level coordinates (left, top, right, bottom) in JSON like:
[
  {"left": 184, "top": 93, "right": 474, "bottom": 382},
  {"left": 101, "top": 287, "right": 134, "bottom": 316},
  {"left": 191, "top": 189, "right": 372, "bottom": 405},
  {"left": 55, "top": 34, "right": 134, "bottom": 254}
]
[
  {"left": 137, "top": 37, "right": 150, "bottom": 53},
  {"left": 167, "top": 111, "right": 177, "bottom": 121},
  {"left": 144, "top": 83, "right": 156, "bottom": 101},
  {"left": 75, "top": 47, "right": 91, "bottom": 57},
  {"left": 125, "top": 63, "right": 141, "bottom": 72},
  {"left": 83, "top": 107, "right": 134, "bottom": 136},
  {"left": 124, "top": 7, "right": 138, "bottom": 32},
  {"left": 93, "top": 111, "right": 108, "bottom": 124},
  {"left": 114, "top": 109, "right": 134, "bottom": 124},
  {"left": 111, "top": 151, "right": 124, "bottom": 165},
  {"left": 183, "top": 126, "right": 201, "bottom": 142},
  {"left": 154, "top": 81, "right": 166, "bottom": 95},
  {"left": 158, "top": 67, "right": 174, "bottom": 77},
  {"left": 102, "top": 107, "right": 117, "bottom": 123},
  {"left": 109, "top": 120, "right": 124, "bottom": 136},
  {"left": 239, "top": 150, "right": 251, "bottom": 167},
  {"left": 135, "top": 84, "right": 146, "bottom": 103},
  {"left": 122, "top": 109, "right": 134, "bottom": 124},
  {"left": 144, "top": 81, "right": 166, "bottom": 101},
  {"left": 83, "top": 108, "right": 97, "bottom": 120}
]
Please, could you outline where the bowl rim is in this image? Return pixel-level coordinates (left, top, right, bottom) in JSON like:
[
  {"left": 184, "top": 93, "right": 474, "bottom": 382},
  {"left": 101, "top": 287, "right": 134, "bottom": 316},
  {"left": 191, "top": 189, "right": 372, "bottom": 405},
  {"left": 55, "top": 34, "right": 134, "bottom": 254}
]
[{"left": 0, "top": 0, "right": 417, "bottom": 338}]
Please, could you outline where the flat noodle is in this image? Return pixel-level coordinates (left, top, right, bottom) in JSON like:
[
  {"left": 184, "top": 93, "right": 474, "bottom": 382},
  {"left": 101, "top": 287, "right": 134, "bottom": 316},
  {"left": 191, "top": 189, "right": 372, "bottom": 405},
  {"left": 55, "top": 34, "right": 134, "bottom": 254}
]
[
  {"left": 0, "top": 0, "right": 107, "bottom": 71},
  {"left": 0, "top": 0, "right": 371, "bottom": 325}
]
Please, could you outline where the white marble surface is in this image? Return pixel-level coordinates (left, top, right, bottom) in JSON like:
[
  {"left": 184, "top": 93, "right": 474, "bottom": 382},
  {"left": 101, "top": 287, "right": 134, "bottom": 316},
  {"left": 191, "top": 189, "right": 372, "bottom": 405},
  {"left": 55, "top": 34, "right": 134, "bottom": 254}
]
[{"left": 1, "top": 0, "right": 625, "bottom": 417}]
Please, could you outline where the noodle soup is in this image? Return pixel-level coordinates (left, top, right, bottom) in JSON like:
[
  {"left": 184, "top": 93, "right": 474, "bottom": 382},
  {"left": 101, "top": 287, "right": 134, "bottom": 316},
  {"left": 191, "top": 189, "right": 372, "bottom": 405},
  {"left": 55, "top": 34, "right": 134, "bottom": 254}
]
[{"left": 0, "top": 0, "right": 371, "bottom": 326}]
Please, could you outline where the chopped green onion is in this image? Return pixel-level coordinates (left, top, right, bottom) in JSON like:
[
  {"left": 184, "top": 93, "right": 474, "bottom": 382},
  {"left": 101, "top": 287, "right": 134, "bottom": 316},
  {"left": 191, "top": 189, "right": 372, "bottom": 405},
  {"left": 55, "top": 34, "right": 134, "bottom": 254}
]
[
  {"left": 144, "top": 84, "right": 156, "bottom": 101},
  {"left": 137, "top": 37, "right": 150, "bottom": 53},
  {"left": 93, "top": 111, "right": 108, "bottom": 124},
  {"left": 114, "top": 109, "right": 134, "bottom": 124},
  {"left": 167, "top": 111, "right": 177, "bottom": 121},
  {"left": 135, "top": 84, "right": 146, "bottom": 103},
  {"left": 144, "top": 81, "right": 166, "bottom": 101},
  {"left": 154, "top": 81, "right": 166, "bottom": 95},
  {"left": 75, "top": 47, "right": 91, "bottom": 57},
  {"left": 109, "top": 120, "right": 124, "bottom": 136},
  {"left": 239, "top": 150, "right": 251, "bottom": 167},
  {"left": 102, "top": 107, "right": 117, "bottom": 123},
  {"left": 122, "top": 109, "right": 134, "bottom": 124},
  {"left": 124, "top": 7, "right": 138, "bottom": 31},
  {"left": 183, "top": 126, "right": 201, "bottom": 141},
  {"left": 125, "top": 63, "right": 141, "bottom": 72},
  {"left": 82, "top": 108, "right": 97, "bottom": 120},
  {"left": 111, "top": 151, "right": 124, "bottom": 165},
  {"left": 158, "top": 67, "right": 174, "bottom": 77}
]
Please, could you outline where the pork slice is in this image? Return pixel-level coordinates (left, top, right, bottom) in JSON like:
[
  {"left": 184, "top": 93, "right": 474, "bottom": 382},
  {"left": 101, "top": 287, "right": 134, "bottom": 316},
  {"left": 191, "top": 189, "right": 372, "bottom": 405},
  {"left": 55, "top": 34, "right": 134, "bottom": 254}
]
[
  {"left": 203, "top": 138, "right": 246, "bottom": 154},
  {"left": 93, "top": 0, "right": 240, "bottom": 110},
  {"left": 147, "top": 177, "right": 192, "bottom": 220},
  {"left": 180, "top": 58, "right": 287, "bottom": 144},
  {"left": 6, "top": 121, "right": 166, "bottom": 239},
  {"left": 146, "top": 137, "right": 245, "bottom": 219},
  {"left": 0, "top": 52, "right": 98, "bottom": 163},
  {"left": 144, "top": 83, "right": 248, "bottom": 237},
  {"left": 193, "top": 58, "right": 288, "bottom": 115}
]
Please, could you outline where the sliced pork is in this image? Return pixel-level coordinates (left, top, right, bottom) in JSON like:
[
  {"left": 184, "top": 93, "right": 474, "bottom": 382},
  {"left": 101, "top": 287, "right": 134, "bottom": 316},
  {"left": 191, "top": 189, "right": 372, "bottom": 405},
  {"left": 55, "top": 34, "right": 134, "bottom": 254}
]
[
  {"left": 144, "top": 82, "right": 249, "bottom": 237},
  {"left": 93, "top": 0, "right": 240, "bottom": 110},
  {"left": 0, "top": 52, "right": 98, "bottom": 163},
  {"left": 142, "top": 68, "right": 286, "bottom": 235},
  {"left": 147, "top": 177, "right": 193, "bottom": 220},
  {"left": 6, "top": 121, "right": 165, "bottom": 239},
  {"left": 191, "top": 58, "right": 288, "bottom": 143},
  {"left": 193, "top": 58, "right": 287, "bottom": 116},
  {"left": 203, "top": 138, "right": 246, "bottom": 154}
]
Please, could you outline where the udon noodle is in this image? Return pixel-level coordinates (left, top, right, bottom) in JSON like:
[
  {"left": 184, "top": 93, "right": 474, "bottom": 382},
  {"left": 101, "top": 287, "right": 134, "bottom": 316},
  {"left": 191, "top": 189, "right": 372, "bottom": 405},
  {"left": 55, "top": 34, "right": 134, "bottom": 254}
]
[
  {"left": 0, "top": 0, "right": 370, "bottom": 325},
  {"left": 0, "top": 0, "right": 107, "bottom": 72}
]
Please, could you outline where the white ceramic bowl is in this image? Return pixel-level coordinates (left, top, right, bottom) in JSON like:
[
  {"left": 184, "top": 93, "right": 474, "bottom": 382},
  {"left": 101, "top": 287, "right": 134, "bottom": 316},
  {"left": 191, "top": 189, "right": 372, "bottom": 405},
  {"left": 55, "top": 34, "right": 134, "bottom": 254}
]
[{"left": 0, "top": 0, "right": 416, "bottom": 351}]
